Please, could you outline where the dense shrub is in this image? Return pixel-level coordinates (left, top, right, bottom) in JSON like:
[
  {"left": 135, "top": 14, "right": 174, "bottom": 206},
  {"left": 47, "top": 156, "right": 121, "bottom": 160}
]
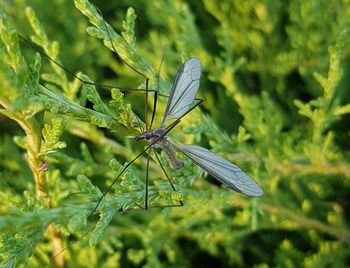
[{"left": 1, "top": 0, "right": 349, "bottom": 267}]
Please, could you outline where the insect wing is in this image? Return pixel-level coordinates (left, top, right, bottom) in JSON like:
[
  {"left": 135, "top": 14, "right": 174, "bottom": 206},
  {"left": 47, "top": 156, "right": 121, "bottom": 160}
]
[
  {"left": 161, "top": 58, "right": 201, "bottom": 126},
  {"left": 174, "top": 144, "right": 263, "bottom": 197}
]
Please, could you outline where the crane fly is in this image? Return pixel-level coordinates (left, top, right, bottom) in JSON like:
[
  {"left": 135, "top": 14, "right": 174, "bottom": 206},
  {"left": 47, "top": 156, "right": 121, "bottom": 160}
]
[
  {"left": 77, "top": 7, "right": 264, "bottom": 213},
  {"left": 94, "top": 57, "right": 263, "bottom": 213}
]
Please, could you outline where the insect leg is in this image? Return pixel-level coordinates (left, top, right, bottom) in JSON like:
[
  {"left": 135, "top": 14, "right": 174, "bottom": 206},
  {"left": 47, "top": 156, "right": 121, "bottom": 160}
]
[
  {"left": 148, "top": 53, "right": 165, "bottom": 131},
  {"left": 164, "top": 98, "right": 204, "bottom": 135},
  {"left": 18, "top": 35, "right": 150, "bottom": 93},
  {"left": 145, "top": 151, "right": 151, "bottom": 210},
  {"left": 149, "top": 89, "right": 158, "bottom": 131},
  {"left": 97, "top": 8, "right": 152, "bottom": 131}
]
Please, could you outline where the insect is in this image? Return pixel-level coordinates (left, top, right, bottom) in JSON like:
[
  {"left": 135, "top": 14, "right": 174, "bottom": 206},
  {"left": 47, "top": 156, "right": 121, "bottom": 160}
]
[
  {"left": 74, "top": 5, "right": 264, "bottom": 213},
  {"left": 95, "top": 57, "right": 263, "bottom": 212}
]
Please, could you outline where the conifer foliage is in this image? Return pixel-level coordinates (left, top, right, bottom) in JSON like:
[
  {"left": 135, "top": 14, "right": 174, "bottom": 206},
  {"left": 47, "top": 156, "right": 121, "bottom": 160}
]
[{"left": 0, "top": 0, "right": 349, "bottom": 267}]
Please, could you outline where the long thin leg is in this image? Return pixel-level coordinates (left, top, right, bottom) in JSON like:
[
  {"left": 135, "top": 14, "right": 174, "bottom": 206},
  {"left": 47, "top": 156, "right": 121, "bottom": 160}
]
[
  {"left": 149, "top": 90, "right": 158, "bottom": 131},
  {"left": 97, "top": 8, "right": 151, "bottom": 131},
  {"left": 18, "top": 35, "right": 154, "bottom": 94},
  {"left": 53, "top": 226, "right": 95, "bottom": 258},
  {"left": 149, "top": 53, "right": 165, "bottom": 130},
  {"left": 145, "top": 151, "right": 151, "bottom": 210},
  {"left": 164, "top": 98, "right": 204, "bottom": 135},
  {"left": 124, "top": 203, "right": 184, "bottom": 211},
  {"left": 98, "top": 8, "right": 170, "bottom": 132},
  {"left": 144, "top": 79, "right": 149, "bottom": 131},
  {"left": 96, "top": 7, "right": 146, "bottom": 80}
]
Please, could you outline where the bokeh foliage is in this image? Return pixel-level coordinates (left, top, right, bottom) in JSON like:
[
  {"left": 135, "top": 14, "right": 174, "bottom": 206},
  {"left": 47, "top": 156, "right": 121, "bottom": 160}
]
[{"left": 1, "top": 0, "right": 350, "bottom": 267}]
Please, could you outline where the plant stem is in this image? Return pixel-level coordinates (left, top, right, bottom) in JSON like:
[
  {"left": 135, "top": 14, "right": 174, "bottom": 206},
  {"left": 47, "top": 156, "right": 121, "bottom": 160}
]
[
  {"left": 17, "top": 117, "right": 49, "bottom": 202},
  {"left": 17, "top": 114, "right": 64, "bottom": 267}
]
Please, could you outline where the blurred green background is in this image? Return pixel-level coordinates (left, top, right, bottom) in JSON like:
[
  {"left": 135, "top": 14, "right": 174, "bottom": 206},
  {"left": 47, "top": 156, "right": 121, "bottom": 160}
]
[{"left": 1, "top": 0, "right": 350, "bottom": 267}]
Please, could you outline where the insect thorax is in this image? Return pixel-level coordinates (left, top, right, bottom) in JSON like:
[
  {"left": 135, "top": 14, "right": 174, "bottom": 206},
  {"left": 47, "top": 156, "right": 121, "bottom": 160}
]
[
  {"left": 140, "top": 128, "right": 167, "bottom": 147},
  {"left": 137, "top": 128, "right": 184, "bottom": 169}
]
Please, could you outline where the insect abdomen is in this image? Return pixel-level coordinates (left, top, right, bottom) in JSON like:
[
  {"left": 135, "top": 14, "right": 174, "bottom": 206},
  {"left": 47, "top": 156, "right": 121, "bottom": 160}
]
[{"left": 161, "top": 141, "right": 184, "bottom": 169}]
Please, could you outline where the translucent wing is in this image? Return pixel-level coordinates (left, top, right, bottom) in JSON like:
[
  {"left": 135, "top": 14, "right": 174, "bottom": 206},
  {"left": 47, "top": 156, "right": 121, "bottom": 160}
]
[
  {"left": 161, "top": 58, "right": 201, "bottom": 127},
  {"left": 174, "top": 144, "right": 263, "bottom": 197}
]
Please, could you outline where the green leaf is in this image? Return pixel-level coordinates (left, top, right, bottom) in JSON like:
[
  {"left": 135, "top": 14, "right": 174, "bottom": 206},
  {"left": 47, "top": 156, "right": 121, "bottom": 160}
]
[
  {"left": 89, "top": 210, "right": 113, "bottom": 246},
  {"left": 40, "top": 118, "right": 66, "bottom": 155}
]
